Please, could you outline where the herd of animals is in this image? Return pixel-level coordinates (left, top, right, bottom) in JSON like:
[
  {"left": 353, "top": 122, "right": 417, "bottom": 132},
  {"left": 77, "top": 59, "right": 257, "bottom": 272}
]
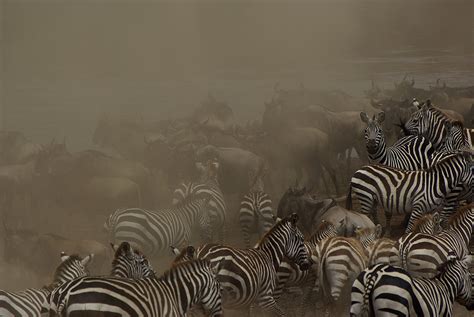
[{"left": 0, "top": 76, "right": 473, "bottom": 316}]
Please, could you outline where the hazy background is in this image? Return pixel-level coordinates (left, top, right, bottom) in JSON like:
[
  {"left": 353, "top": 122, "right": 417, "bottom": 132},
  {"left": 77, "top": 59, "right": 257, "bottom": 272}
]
[{"left": 1, "top": 0, "right": 473, "bottom": 149}]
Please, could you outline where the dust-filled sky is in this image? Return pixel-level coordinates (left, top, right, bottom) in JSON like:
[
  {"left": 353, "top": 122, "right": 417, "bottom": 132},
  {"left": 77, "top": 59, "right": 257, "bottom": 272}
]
[{"left": 1, "top": 0, "right": 473, "bottom": 148}]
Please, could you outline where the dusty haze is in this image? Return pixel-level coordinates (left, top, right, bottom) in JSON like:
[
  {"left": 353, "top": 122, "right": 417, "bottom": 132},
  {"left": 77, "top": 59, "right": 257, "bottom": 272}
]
[{"left": 1, "top": 0, "right": 473, "bottom": 149}]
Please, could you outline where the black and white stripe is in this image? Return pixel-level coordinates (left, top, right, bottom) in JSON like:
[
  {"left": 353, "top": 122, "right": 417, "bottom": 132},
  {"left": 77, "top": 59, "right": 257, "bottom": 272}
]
[
  {"left": 360, "top": 111, "right": 435, "bottom": 170},
  {"left": 350, "top": 254, "right": 472, "bottom": 316},
  {"left": 397, "top": 205, "right": 473, "bottom": 278},
  {"left": 239, "top": 190, "right": 274, "bottom": 247},
  {"left": 173, "top": 161, "right": 227, "bottom": 242},
  {"left": 110, "top": 241, "right": 156, "bottom": 279},
  {"left": 104, "top": 195, "right": 211, "bottom": 257},
  {"left": 347, "top": 151, "right": 472, "bottom": 234},
  {"left": 49, "top": 259, "right": 223, "bottom": 317},
  {"left": 196, "top": 213, "right": 311, "bottom": 315},
  {"left": 0, "top": 253, "right": 92, "bottom": 317}
]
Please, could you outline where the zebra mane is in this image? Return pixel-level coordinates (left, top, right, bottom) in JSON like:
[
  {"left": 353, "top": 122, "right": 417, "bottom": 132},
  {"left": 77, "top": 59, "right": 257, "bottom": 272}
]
[
  {"left": 255, "top": 216, "right": 292, "bottom": 247},
  {"left": 448, "top": 203, "right": 474, "bottom": 227}
]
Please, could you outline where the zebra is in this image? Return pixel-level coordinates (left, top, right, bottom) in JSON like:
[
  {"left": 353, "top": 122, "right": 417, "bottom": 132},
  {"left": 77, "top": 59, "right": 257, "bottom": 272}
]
[
  {"left": 172, "top": 159, "right": 227, "bottom": 242},
  {"left": 355, "top": 213, "right": 440, "bottom": 267},
  {"left": 346, "top": 151, "right": 472, "bottom": 235},
  {"left": 397, "top": 204, "right": 473, "bottom": 278},
  {"left": 441, "top": 121, "right": 472, "bottom": 152},
  {"left": 195, "top": 213, "right": 311, "bottom": 316},
  {"left": 274, "top": 220, "right": 342, "bottom": 315},
  {"left": 403, "top": 99, "right": 454, "bottom": 150},
  {"left": 316, "top": 236, "right": 368, "bottom": 310},
  {"left": 239, "top": 190, "right": 274, "bottom": 247},
  {"left": 0, "top": 252, "right": 92, "bottom": 317},
  {"left": 350, "top": 253, "right": 472, "bottom": 317},
  {"left": 104, "top": 194, "right": 211, "bottom": 257},
  {"left": 49, "top": 259, "right": 224, "bottom": 317},
  {"left": 110, "top": 241, "right": 156, "bottom": 279},
  {"left": 360, "top": 111, "right": 435, "bottom": 169}
]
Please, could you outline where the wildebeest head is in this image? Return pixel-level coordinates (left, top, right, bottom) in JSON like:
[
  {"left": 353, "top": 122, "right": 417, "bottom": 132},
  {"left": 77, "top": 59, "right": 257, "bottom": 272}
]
[{"left": 277, "top": 186, "right": 330, "bottom": 236}]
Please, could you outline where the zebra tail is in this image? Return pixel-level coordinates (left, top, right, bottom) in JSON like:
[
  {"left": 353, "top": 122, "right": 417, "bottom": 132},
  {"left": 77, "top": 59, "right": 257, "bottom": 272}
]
[
  {"left": 361, "top": 272, "right": 377, "bottom": 317},
  {"left": 346, "top": 184, "right": 353, "bottom": 210}
]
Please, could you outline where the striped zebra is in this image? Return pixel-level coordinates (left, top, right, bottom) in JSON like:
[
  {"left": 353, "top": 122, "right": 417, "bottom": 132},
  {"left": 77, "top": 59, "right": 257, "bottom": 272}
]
[
  {"left": 274, "top": 220, "right": 342, "bottom": 315},
  {"left": 104, "top": 195, "right": 211, "bottom": 257},
  {"left": 355, "top": 213, "right": 440, "bottom": 267},
  {"left": 110, "top": 241, "right": 156, "bottom": 279},
  {"left": 441, "top": 121, "right": 472, "bottom": 151},
  {"left": 0, "top": 252, "right": 92, "bottom": 317},
  {"left": 316, "top": 236, "right": 368, "bottom": 308},
  {"left": 397, "top": 204, "right": 473, "bottom": 278},
  {"left": 173, "top": 160, "right": 227, "bottom": 242},
  {"left": 403, "top": 99, "right": 454, "bottom": 150},
  {"left": 239, "top": 190, "right": 274, "bottom": 247},
  {"left": 347, "top": 151, "right": 472, "bottom": 235},
  {"left": 49, "top": 259, "right": 224, "bottom": 317},
  {"left": 360, "top": 111, "right": 435, "bottom": 169},
  {"left": 350, "top": 253, "right": 472, "bottom": 316},
  {"left": 195, "top": 213, "right": 311, "bottom": 316}
]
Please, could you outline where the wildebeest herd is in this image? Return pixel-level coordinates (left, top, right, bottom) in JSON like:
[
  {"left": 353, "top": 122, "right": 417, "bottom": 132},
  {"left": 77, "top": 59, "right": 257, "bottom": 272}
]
[{"left": 0, "top": 77, "right": 473, "bottom": 316}]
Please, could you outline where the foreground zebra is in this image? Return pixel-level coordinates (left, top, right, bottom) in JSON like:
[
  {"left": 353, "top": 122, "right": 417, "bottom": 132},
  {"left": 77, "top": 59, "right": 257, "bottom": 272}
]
[
  {"left": 173, "top": 159, "right": 227, "bottom": 242},
  {"left": 350, "top": 253, "right": 472, "bottom": 316},
  {"left": 397, "top": 204, "right": 473, "bottom": 278},
  {"left": 0, "top": 252, "right": 92, "bottom": 317},
  {"left": 196, "top": 213, "right": 311, "bottom": 316},
  {"left": 347, "top": 151, "right": 472, "bottom": 234},
  {"left": 104, "top": 194, "right": 211, "bottom": 256},
  {"left": 239, "top": 190, "right": 274, "bottom": 247},
  {"left": 49, "top": 259, "right": 223, "bottom": 317}
]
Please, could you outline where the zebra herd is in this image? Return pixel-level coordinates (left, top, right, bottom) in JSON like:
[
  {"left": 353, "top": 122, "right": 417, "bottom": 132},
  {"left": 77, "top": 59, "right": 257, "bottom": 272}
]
[{"left": 1, "top": 99, "right": 473, "bottom": 316}]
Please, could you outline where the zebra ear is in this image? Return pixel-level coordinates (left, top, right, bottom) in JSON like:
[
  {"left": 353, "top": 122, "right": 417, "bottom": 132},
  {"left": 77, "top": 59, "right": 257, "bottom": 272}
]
[
  {"left": 376, "top": 112, "right": 385, "bottom": 124},
  {"left": 170, "top": 246, "right": 180, "bottom": 256},
  {"left": 360, "top": 112, "right": 369, "bottom": 123},
  {"left": 81, "top": 254, "right": 94, "bottom": 267},
  {"left": 60, "top": 252, "right": 69, "bottom": 262}
]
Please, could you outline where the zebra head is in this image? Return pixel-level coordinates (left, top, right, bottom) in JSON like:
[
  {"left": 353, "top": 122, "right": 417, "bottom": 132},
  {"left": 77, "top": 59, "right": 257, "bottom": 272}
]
[
  {"left": 441, "top": 121, "right": 470, "bottom": 151},
  {"left": 282, "top": 213, "right": 311, "bottom": 271},
  {"left": 110, "top": 242, "right": 156, "bottom": 279},
  {"left": 360, "top": 111, "right": 385, "bottom": 154},
  {"left": 354, "top": 224, "right": 383, "bottom": 249},
  {"left": 404, "top": 100, "right": 434, "bottom": 137},
  {"left": 439, "top": 252, "right": 472, "bottom": 308},
  {"left": 53, "top": 252, "right": 93, "bottom": 285}
]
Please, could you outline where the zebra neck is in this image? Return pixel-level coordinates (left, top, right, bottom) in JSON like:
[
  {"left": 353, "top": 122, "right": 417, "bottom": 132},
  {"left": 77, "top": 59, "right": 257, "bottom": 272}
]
[
  {"left": 448, "top": 212, "right": 474, "bottom": 247},
  {"left": 257, "top": 230, "right": 286, "bottom": 271},
  {"left": 178, "top": 201, "right": 203, "bottom": 228},
  {"left": 429, "top": 159, "right": 464, "bottom": 194}
]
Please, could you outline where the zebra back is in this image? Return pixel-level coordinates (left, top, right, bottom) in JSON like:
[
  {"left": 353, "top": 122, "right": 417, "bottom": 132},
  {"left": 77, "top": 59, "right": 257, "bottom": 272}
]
[
  {"left": 104, "top": 195, "right": 211, "bottom": 256},
  {"left": 51, "top": 259, "right": 223, "bottom": 317},
  {"left": 239, "top": 190, "right": 274, "bottom": 247},
  {"left": 398, "top": 205, "right": 474, "bottom": 278}
]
